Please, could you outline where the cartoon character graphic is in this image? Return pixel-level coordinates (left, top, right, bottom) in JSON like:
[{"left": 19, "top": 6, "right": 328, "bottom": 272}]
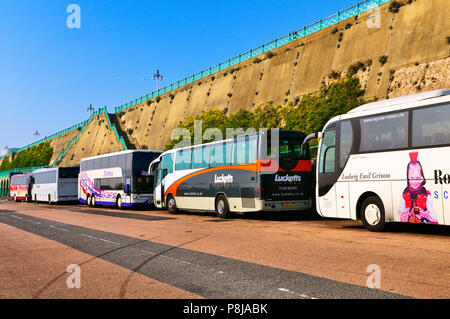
[{"left": 398, "top": 152, "right": 438, "bottom": 224}]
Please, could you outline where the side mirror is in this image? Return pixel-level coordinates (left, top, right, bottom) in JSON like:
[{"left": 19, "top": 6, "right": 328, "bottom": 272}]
[
  {"left": 125, "top": 184, "right": 130, "bottom": 195},
  {"left": 302, "top": 132, "right": 320, "bottom": 146}
]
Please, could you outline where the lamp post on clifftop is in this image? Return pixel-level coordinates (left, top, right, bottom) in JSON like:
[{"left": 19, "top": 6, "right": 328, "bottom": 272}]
[
  {"left": 34, "top": 130, "right": 40, "bottom": 140},
  {"left": 87, "top": 104, "right": 94, "bottom": 116},
  {"left": 153, "top": 70, "right": 163, "bottom": 91}
]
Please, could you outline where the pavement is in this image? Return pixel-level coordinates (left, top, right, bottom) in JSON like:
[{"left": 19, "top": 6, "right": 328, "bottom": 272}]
[{"left": 0, "top": 200, "right": 449, "bottom": 299}]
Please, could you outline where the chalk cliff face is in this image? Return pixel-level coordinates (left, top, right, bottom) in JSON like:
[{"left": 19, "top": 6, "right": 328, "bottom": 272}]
[
  {"left": 8, "top": 0, "right": 450, "bottom": 167},
  {"left": 58, "top": 113, "right": 124, "bottom": 167}
]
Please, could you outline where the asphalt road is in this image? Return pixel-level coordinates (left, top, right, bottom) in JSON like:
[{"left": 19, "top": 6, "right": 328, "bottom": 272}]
[{"left": 0, "top": 200, "right": 449, "bottom": 299}]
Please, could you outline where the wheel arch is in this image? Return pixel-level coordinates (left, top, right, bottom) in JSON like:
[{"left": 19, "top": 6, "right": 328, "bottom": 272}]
[
  {"left": 356, "top": 191, "right": 382, "bottom": 221},
  {"left": 214, "top": 192, "right": 229, "bottom": 207}
]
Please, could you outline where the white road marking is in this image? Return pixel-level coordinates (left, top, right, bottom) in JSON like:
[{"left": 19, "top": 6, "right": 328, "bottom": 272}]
[
  {"left": 98, "top": 238, "right": 119, "bottom": 245},
  {"left": 48, "top": 225, "right": 69, "bottom": 232},
  {"left": 11, "top": 215, "right": 23, "bottom": 220},
  {"left": 80, "top": 233, "right": 119, "bottom": 245},
  {"left": 277, "top": 287, "right": 317, "bottom": 299},
  {"left": 140, "top": 249, "right": 155, "bottom": 255}
]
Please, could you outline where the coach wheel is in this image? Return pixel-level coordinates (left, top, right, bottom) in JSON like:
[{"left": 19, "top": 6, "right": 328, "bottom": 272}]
[
  {"left": 361, "top": 196, "right": 386, "bottom": 232},
  {"left": 92, "top": 195, "right": 97, "bottom": 208},
  {"left": 215, "top": 195, "right": 230, "bottom": 219},
  {"left": 166, "top": 195, "right": 178, "bottom": 214},
  {"left": 87, "top": 195, "right": 92, "bottom": 207},
  {"left": 116, "top": 196, "right": 123, "bottom": 210},
  {"left": 48, "top": 195, "right": 52, "bottom": 205},
  {"left": 14, "top": 195, "right": 17, "bottom": 202},
  {"left": 34, "top": 194, "right": 38, "bottom": 204}
]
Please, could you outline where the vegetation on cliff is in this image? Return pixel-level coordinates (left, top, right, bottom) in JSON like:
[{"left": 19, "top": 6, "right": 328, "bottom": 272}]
[
  {"left": 165, "top": 76, "right": 369, "bottom": 150},
  {"left": 0, "top": 142, "right": 53, "bottom": 172}
]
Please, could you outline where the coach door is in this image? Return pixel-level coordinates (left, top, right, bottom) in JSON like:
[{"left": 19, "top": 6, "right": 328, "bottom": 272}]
[
  {"left": 335, "top": 120, "right": 353, "bottom": 219},
  {"left": 317, "top": 123, "right": 338, "bottom": 217},
  {"left": 157, "top": 153, "right": 174, "bottom": 208}
]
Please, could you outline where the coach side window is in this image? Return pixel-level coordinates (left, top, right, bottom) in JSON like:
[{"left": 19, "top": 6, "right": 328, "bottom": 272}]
[
  {"left": 175, "top": 148, "right": 192, "bottom": 170},
  {"left": 192, "top": 146, "right": 210, "bottom": 169},
  {"left": 160, "top": 153, "right": 174, "bottom": 176},
  {"left": 101, "top": 157, "right": 110, "bottom": 169},
  {"left": 110, "top": 155, "right": 118, "bottom": 168},
  {"left": 340, "top": 121, "right": 353, "bottom": 168},
  {"left": 210, "top": 142, "right": 232, "bottom": 167},
  {"left": 233, "top": 135, "right": 257, "bottom": 165},
  {"left": 359, "top": 111, "right": 408, "bottom": 152},
  {"left": 412, "top": 103, "right": 450, "bottom": 147}
]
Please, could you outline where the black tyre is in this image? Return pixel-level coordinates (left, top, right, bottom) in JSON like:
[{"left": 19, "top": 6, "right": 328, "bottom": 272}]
[
  {"left": 166, "top": 195, "right": 178, "bottom": 214},
  {"left": 92, "top": 195, "right": 97, "bottom": 208},
  {"left": 360, "top": 196, "right": 386, "bottom": 232},
  {"left": 215, "top": 194, "right": 231, "bottom": 219},
  {"left": 116, "top": 196, "right": 124, "bottom": 210},
  {"left": 48, "top": 195, "right": 52, "bottom": 205}
]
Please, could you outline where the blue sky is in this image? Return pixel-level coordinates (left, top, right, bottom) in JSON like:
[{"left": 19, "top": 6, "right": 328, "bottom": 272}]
[{"left": 0, "top": 0, "right": 358, "bottom": 150}]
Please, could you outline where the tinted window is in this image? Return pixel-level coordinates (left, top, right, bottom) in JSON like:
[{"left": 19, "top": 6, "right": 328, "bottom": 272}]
[
  {"left": 413, "top": 104, "right": 450, "bottom": 147},
  {"left": 160, "top": 153, "right": 174, "bottom": 174},
  {"left": 132, "top": 152, "right": 160, "bottom": 176},
  {"left": 192, "top": 146, "right": 210, "bottom": 169},
  {"left": 319, "top": 129, "right": 336, "bottom": 173},
  {"left": 96, "top": 177, "right": 124, "bottom": 191},
  {"left": 210, "top": 142, "right": 232, "bottom": 167},
  {"left": 101, "top": 157, "right": 110, "bottom": 169},
  {"left": 359, "top": 111, "right": 408, "bottom": 152},
  {"left": 33, "top": 171, "right": 56, "bottom": 184},
  {"left": 233, "top": 136, "right": 257, "bottom": 164},
  {"left": 93, "top": 159, "right": 101, "bottom": 170},
  {"left": 175, "top": 148, "right": 192, "bottom": 170},
  {"left": 133, "top": 175, "right": 154, "bottom": 194},
  {"left": 59, "top": 167, "right": 79, "bottom": 179},
  {"left": 118, "top": 154, "right": 131, "bottom": 176},
  {"left": 340, "top": 121, "right": 353, "bottom": 168},
  {"left": 110, "top": 155, "right": 118, "bottom": 168}
]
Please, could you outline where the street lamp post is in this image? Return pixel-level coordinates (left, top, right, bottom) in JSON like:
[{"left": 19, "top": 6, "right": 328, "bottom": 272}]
[
  {"left": 153, "top": 70, "right": 164, "bottom": 91},
  {"left": 87, "top": 104, "right": 94, "bottom": 116}
]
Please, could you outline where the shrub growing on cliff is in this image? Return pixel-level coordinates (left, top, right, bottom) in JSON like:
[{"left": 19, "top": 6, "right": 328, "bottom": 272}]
[
  {"left": 379, "top": 55, "right": 388, "bottom": 66},
  {"left": 0, "top": 142, "right": 53, "bottom": 172},
  {"left": 164, "top": 77, "right": 367, "bottom": 150},
  {"left": 281, "top": 77, "right": 366, "bottom": 134},
  {"left": 388, "top": 1, "right": 403, "bottom": 13}
]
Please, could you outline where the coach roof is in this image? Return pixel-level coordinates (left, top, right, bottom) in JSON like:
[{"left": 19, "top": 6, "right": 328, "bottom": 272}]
[{"left": 348, "top": 89, "right": 450, "bottom": 114}]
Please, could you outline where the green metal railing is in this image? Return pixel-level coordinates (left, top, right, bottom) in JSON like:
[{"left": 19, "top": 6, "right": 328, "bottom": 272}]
[
  {"left": 104, "top": 111, "right": 128, "bottom": 150},
  {"left": 0, "top": 166, "right": 49, "bottom": 178},
  {"left": 52, "top": 107, "right": 128, "bottom": 166},
  {"left": 114, "top": 0, "right": 389, "bottom": 113},
  {"left": 2, "top": 107, "right": 128, "bottom": 168},
  {"left": 0, "top": 120, "right": 89, "bottom": 161}
]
